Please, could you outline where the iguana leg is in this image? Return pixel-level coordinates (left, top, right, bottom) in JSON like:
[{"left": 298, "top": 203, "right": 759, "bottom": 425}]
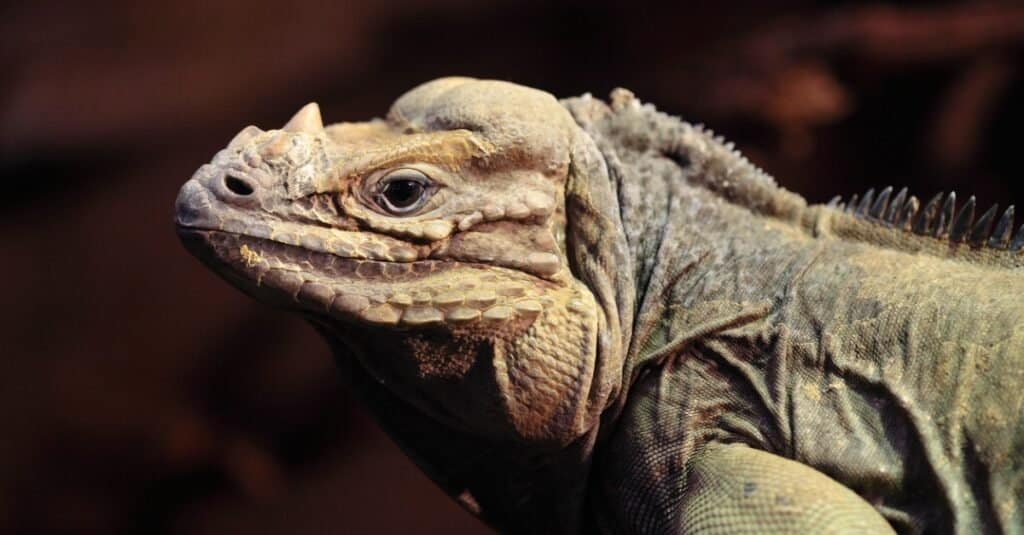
[{"left": 678, "top": 443, "right": 895, "bottom": 534}]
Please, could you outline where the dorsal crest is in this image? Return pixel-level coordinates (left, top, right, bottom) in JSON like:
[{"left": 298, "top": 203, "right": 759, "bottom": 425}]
[
  {"left": 564, "top": 89, "right": 1023, "bottom": 269},
  {"left": 830, "top": 187, "right": 1021, "bottom": 251}
]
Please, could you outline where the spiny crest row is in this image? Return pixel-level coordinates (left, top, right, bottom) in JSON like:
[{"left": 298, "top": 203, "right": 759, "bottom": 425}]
[
  {"left": 694, "top": 123, "right": 774, "bottom": 180},
  {"left": 828, "top": 186, "right": 1023, "bottom": 251}
]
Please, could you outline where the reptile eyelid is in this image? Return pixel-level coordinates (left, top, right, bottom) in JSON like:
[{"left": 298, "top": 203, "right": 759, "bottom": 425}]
[{"left": 368, "top": 168, "right": 437, "bottom": 216}]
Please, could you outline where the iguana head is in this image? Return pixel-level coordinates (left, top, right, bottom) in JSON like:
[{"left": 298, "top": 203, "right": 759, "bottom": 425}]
[{"left": 175, "top": 78, "right": 627, "bottom": 447}]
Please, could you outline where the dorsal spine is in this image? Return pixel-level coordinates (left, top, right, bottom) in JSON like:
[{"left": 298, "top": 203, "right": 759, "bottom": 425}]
[{"left": 832, "top": 187, "right": 1021, "bottom": 251}]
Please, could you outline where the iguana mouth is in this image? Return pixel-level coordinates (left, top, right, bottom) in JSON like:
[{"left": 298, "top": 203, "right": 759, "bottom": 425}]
[{"left": 177, "top": 228, "right": 550, "bottom": 328}]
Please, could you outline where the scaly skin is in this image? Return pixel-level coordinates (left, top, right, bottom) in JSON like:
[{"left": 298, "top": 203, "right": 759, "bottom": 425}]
[{"left": 175, "top": 78, "right": 1024, "bottom": 534}]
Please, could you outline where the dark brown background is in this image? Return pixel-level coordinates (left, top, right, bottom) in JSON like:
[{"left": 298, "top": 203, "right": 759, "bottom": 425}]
[{"left": 2, "top": 1, "right": 1023, "bottom": 533}]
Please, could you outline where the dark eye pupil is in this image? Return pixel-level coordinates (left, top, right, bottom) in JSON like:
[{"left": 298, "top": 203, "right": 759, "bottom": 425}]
[{"left": 382, "top": 179, "right": 423, "bottom": 208}]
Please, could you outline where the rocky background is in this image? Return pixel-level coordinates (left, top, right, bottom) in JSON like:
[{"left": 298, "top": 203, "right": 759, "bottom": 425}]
[{"left": 2, "top": 1, "right": 1024, "bottom": 533}]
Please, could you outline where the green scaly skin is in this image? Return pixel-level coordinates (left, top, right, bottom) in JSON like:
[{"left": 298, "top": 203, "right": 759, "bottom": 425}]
[{"left": 175, "top": 78, "right": 1023, "bottom": 534}]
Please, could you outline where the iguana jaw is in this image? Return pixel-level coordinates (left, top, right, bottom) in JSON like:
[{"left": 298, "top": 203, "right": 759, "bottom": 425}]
[{"left": 176, "top": 227, "right": 554, "bottom": 330}]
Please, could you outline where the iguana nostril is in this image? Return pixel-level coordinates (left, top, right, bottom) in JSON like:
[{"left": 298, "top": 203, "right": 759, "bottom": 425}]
[{"left": 224, "top": 174, "right": 255, "bottom": 196}]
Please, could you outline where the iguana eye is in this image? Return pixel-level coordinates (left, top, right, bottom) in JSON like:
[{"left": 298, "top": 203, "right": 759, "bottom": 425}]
[{"left": 374, "top": 169, "right": 434, "bottom": 215}]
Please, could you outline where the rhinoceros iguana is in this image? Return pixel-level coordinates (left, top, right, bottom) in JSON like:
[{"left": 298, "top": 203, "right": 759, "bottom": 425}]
[{"left": 175, "top": 77, "right": 1024, "bottom": 534}]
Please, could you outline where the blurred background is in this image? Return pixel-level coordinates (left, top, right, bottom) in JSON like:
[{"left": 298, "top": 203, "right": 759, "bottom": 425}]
[{"left": 2, "top": 0, "right": 1024, "bottom": 533}]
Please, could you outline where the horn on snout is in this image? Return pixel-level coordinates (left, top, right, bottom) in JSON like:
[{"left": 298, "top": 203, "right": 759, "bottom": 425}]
[{"left": 283, "top": 102, "right": 324, "bottom": 133}]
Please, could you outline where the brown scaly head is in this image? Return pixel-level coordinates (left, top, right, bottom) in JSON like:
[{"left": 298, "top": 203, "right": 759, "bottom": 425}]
[{"left": 175, "top": 78, "right": 627, "bottom": 447}]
